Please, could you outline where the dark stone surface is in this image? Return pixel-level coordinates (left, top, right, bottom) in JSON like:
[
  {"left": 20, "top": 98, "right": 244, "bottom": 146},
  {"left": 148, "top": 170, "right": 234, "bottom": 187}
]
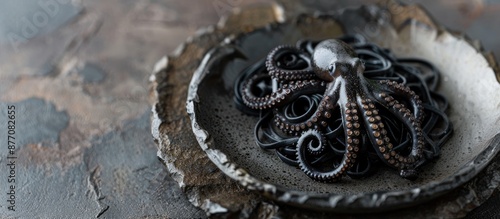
[
  {"left": 467, "top": 190, "right": 500, "bottom": 219},
  {"left": 0, "top": 106, "right": 204, "bottom": 218},
  {"left": 0, "top": 0, "right": 82, "bottom": 44},
  {"left": 0, "top": 98, "right": 69, "bottom": 147},
  {"left": 79, "top": 63, "right": 105, "bottom": 84},
  {"left": 84, "top": 112, "right": 205, "bottom": 218},
  {"left": 0, "top": 0, "right": 499, "bottom": 218}
]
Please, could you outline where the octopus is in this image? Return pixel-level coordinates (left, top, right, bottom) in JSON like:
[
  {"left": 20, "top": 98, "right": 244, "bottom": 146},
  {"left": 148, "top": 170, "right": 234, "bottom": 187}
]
[{"left": 235, "top": 36, "right": 451, "bottom": 182}]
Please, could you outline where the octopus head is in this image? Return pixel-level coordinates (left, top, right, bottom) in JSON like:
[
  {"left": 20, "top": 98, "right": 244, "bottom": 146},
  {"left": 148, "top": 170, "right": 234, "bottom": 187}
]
[{"left": 312, "top": 39, "right": 365, "bottom": 81}]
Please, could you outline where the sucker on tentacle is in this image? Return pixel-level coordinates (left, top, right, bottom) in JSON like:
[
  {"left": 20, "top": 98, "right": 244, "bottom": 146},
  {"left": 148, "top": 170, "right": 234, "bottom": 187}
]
[
  {"left": 242, "top": 78, "right": 325, "bottom": 110},
  {"left": 234, "top": 35, "right": 453, "bottom": 183}
]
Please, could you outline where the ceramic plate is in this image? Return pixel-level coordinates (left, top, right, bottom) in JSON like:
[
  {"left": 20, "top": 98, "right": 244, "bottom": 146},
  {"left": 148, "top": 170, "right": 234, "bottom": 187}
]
[{"left": 186, "top": 2, "right": 500, "bottom": 213}]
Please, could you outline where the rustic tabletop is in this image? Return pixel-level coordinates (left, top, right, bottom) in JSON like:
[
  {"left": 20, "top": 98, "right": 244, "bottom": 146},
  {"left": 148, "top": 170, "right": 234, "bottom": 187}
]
[{"left": 0, "top": 0, "right": 499, "bottom": 218}]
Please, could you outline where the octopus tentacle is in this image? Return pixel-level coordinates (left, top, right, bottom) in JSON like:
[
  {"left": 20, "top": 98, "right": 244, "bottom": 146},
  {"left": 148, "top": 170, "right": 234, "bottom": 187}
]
[
  {"left": 377, "top": 82, "right": 425, "bottom": 163},
  {"left": 273, "top": 81, "right": 340, "bottom": 135},
  {"left": 274, "top": 96, "right": 336, "bottom": 135},
  {"left": 357, "top": 97, "right": 397, "bottom": 167},
  {"left": 296, "top": 101, "right": 360, "bottom": 182},
  {"left": 379, "top": 80, "right": 425, "bottom": 124},
  {"left": 368, "top": 90, "right": 425, "bottom": 180},
  {"left": 266, "top": 45, "right": 316, "bottom": 81},
  {"left": 242, "top": 78, "right": 325, "bottom": 110},
  {"left": 343, "top": 101, "right": 362, "bottom": 164},
  {"left": 346, "top": 135, "right": 375, "bottom": 178}
]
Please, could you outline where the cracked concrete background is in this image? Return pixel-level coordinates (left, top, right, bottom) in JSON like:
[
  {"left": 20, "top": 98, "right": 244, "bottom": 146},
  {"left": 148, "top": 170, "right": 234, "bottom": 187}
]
[{"left": 0, "top": 0, "right": 499, "bottom": 218}]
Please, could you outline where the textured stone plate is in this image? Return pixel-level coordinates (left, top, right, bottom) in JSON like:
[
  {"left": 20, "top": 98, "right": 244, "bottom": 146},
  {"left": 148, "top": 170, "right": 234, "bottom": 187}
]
[{"left": 181, "top": 1, "right": 500, "bottom": 214}]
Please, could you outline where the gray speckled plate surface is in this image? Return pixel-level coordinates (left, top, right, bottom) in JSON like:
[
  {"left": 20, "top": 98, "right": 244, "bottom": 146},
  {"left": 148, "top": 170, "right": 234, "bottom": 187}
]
[{"left": 186, "top": 2, "right": 500, "bottom": 213}]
